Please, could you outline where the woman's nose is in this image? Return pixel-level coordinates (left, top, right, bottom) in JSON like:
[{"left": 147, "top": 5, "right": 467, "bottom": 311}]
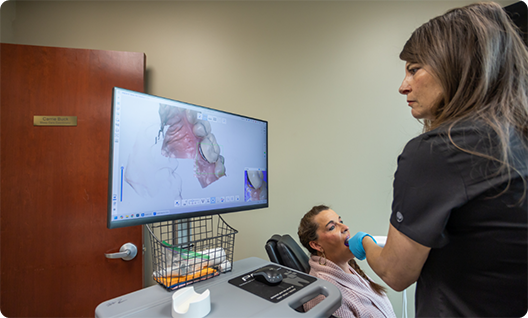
[{"left": 399, "top": 78, "right": 411, "bottom": 95}]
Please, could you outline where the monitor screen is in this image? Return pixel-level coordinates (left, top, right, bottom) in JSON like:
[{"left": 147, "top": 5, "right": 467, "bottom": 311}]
[{"left": 108, "top": 87, "right": 268, "bottom": 229}]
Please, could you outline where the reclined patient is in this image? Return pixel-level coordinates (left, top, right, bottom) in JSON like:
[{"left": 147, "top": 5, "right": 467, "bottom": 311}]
[{"left": 298, "top": 205, "right": 396, "bottom": 318}]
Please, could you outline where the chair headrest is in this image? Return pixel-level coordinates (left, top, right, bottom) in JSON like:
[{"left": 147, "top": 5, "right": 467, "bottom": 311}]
[
  {"left": 265, "top": 234, "right": 283, "bottom": 264},
  {"left": 265, "top": 234, "right": 310, "bottom": 273}
]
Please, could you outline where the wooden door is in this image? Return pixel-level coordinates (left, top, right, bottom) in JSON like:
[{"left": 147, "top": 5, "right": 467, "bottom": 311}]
[{"left": 1, "top": 43, "right": 145, "bottom": 317}]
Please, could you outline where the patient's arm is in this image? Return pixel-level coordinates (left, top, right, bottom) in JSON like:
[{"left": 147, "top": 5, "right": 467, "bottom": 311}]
[{"left": 364, "top": 224, "right": 430, "bottom": 291}]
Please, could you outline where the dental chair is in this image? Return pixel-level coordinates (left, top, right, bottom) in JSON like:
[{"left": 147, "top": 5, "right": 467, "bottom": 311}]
[
  {"left": 265, "top": 234, "right": 339, "bottom": 317},
  {"left": 265, "top": 234, "right": 310, "bottom": 273}
]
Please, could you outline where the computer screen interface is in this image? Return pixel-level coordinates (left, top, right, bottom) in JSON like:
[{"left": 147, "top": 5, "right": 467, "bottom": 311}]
[{"left": 108, "top": 87, "right": 268, "bottom": 229}]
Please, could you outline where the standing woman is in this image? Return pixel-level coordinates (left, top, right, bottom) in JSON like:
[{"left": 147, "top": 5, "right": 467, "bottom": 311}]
[{"left": 348, "top": 2, "right": 528, "bottom": 317}]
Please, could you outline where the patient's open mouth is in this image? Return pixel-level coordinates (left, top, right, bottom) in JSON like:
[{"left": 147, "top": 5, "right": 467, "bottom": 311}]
[{"left": 344, "top": 235, "right": 350, "bottom": 247}]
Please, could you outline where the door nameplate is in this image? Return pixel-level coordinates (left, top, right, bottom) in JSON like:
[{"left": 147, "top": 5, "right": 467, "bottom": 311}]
[{"left": 33, "top": 116, "right": 77, "bottom": 126}]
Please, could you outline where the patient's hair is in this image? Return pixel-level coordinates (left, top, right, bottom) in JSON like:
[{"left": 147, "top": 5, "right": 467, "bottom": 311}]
[{"left": 298, "top": 205, "right": 387, "bottom": 295}]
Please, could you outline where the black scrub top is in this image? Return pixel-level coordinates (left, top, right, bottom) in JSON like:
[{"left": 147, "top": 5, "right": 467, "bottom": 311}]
[{"left": 390, "top": 120, "right": 528, "bottom": 317}]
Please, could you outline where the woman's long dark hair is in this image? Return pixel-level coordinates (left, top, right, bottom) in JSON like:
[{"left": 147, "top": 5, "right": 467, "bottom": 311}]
[
  {"left": 400, "top": 2, "right": 528, "bottom": 203},
  {"left": 298, "top": 205, "right": 387, "bottom": 295}
]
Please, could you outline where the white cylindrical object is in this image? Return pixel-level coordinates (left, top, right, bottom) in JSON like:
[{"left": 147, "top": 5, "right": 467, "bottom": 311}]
[
  {"left": 172, "top": 286, "right": 211, "bottom": 318},
  {"left": 200, "top": 248, "right": 226, "bottom": 267},
  {"left": 218, "top": 260, "right": 231, "bottom": 273}
]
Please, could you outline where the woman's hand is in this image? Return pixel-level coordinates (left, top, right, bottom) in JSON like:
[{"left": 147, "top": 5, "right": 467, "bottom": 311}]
[{"left": 348, "top": 232, "right": 377, "bottom": 260}]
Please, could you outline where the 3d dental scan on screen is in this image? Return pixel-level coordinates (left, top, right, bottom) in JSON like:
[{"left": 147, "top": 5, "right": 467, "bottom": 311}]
[{"left": 108, "top": 87, "right": 268, "bottom": 229}]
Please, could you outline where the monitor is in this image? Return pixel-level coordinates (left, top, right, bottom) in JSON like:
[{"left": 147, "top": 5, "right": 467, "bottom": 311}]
[{"left": 108, "top": 87, "right": 268, "bottom": 229}]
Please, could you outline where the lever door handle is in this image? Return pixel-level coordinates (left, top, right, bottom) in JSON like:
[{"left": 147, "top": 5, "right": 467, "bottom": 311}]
[{"left": 105, "top": 243, "right": 137, "bottom": 261}]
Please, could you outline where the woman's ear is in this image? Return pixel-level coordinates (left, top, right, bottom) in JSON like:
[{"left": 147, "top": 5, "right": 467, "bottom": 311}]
[{"left": 309, "top": 241, "right": 322, "bottom": 253}]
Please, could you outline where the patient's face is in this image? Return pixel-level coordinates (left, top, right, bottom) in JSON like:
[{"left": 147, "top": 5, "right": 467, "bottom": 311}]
[{"left": 312, "top": 209, "right": 352, "bottom": 263}]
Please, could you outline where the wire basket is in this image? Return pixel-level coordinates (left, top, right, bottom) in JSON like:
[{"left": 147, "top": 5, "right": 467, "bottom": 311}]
[{"left": 146, "top": 214, "right": 237, "bottom": 290}]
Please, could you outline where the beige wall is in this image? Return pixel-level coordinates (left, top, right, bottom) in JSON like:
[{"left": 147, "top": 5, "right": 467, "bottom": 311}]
[
  {"left": 1, "top": 1, "right": 14, "bottom": 42},
  {"left": 1, "top": 1, "right": 514, "bottom": 317}
]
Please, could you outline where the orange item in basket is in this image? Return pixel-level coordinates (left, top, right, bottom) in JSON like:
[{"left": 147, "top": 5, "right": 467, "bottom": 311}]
[{"left": 155, "top": 267, "right": 218, "bottom": 287}]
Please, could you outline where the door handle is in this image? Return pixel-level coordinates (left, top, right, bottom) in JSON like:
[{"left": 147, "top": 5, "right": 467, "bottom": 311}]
[{"left": 105, "top": 243, "right": 138, "bottom": 261}]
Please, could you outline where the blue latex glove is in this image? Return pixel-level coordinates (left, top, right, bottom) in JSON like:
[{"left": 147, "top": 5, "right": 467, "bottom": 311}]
[{"left": 348, "top": 232, "right": 377, "bottom": 260}]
